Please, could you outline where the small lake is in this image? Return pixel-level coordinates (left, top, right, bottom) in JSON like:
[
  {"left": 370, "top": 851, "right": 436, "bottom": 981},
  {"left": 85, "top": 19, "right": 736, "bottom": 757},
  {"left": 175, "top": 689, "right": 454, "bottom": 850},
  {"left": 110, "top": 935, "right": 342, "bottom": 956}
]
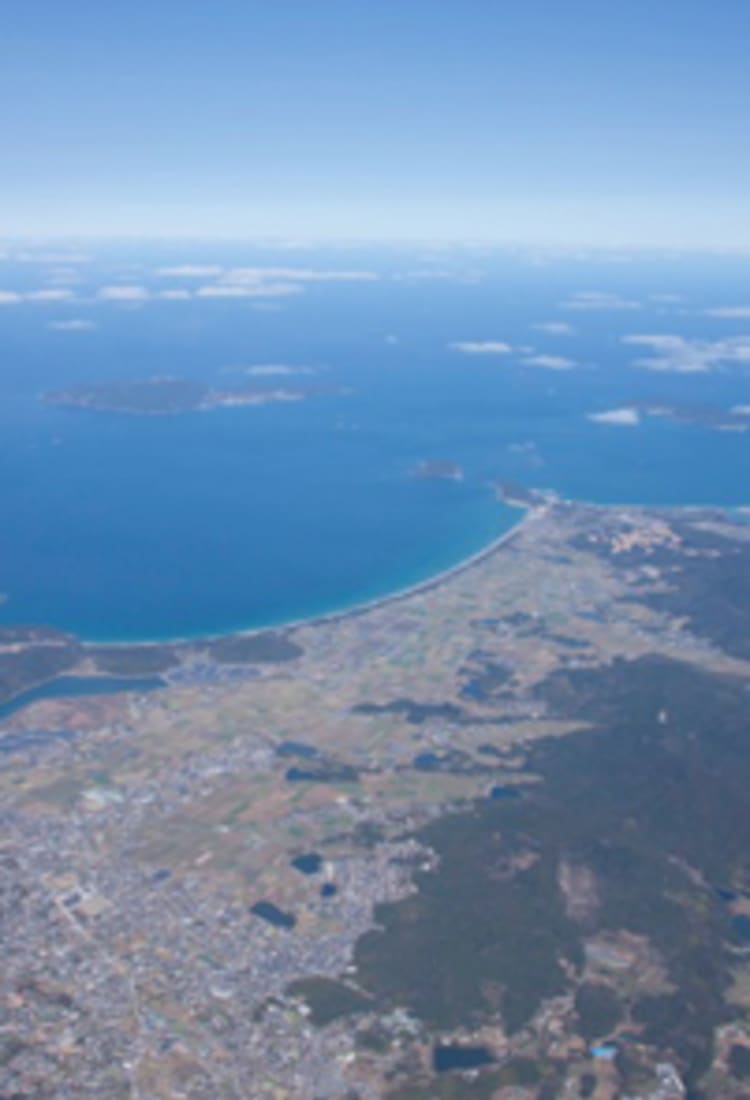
[
  {"left": 291, "top": 853, "right": 323, "bottom": 875},
  {"left": 250, "top": 901, "right": 296, "bottom": 930},
  {"left": 731, "top": 915, "right": 750, "bottom": 944},
  {"left": 433, "top": 1045, "right": 494, "bottom": 1073}
]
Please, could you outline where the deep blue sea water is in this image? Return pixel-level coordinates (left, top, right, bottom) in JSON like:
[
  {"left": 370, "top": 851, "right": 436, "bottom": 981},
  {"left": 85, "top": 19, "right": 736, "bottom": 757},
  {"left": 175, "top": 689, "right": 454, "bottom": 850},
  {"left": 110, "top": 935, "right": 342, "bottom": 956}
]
[{"left": 1, "top": 243, "right": 749, "bottom": 641}]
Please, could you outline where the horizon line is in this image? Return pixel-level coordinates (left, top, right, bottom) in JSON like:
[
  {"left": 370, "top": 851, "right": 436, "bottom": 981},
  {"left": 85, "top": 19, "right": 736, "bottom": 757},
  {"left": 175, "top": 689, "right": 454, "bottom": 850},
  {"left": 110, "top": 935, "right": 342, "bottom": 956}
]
[{"left": 3, "top": 234, "right": 750, "bottom": 256}]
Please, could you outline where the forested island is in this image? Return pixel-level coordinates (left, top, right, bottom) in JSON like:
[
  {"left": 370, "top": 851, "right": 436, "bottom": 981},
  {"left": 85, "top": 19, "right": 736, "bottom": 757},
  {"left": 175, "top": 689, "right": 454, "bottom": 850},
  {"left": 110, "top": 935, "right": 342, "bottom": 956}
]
[
  {"left": 43, "top": 376, "right": 310, "bottom": 415},
  {"left": 414, "top": 459, "right": 464, "bottom": 481}
]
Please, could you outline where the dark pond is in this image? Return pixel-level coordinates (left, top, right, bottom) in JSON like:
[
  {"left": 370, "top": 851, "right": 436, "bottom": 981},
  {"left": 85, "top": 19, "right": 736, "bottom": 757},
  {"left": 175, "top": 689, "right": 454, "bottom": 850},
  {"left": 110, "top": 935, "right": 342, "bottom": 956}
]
[
  {"left": 460, "top": 681, "right": 488, "bottom": 701},
  {"left": 433, "top": 1045, "right": 494, "bottom": 1073},
  {"left": 276, "top": 740, "right": 319, "bottom": 759},
  {"left": 489, "top": 785, "right": 521, "bottom": 800},
  {"left": 291, "top": 853, "right": 323, "bottom": 875},
  {"left": 285, "top": 763, "right": 358, "bottom": 783},
  {"left": 731, "top": 915, "right": 750, "bottom": 943},
  {"left": 250, "top": 901, "right": 296, "bottom": 930}
]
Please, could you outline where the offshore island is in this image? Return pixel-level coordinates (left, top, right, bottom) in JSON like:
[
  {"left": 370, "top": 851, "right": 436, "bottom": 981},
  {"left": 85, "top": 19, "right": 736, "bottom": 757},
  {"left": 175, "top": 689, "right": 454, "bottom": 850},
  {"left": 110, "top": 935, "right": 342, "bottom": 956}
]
[
  {"left": 1, "top": 498, "right": 750, "bottom": 1098},
  {"left": 413, "top": 460, "right": 465, "bottom": 482},
  {"left": 43, "top": 376, "right": 319, "bottom": 416}
]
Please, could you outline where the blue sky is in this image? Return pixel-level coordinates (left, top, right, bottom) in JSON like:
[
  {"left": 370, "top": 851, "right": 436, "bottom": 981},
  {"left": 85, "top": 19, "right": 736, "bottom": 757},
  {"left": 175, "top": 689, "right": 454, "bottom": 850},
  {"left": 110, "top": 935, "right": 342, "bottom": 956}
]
[{"left": 2, "top": 0, "right": 749, "bottom": 246}]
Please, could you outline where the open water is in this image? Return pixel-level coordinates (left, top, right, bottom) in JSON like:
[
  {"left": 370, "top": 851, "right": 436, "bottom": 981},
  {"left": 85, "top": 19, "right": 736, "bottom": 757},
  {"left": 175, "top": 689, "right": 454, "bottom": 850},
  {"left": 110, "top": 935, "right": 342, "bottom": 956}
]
[{"left": 1, "top": 243, "right": 749, "bottom": 640}]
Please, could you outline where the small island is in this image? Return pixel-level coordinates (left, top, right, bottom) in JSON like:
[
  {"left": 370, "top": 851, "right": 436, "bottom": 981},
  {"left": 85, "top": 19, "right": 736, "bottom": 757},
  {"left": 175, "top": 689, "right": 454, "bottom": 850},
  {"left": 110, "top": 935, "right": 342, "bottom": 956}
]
[
  {"left": 636, "top": 401, "right": 750, "bottom": 432},
  {"left": 414, "top": 459, "right": 464, "bottom": 482},
  {"left": 496, "top": 481, "right": 560, "bottom": 508},
  {"left": 43, "top": 376, "right": 310, "bottom": 416}
]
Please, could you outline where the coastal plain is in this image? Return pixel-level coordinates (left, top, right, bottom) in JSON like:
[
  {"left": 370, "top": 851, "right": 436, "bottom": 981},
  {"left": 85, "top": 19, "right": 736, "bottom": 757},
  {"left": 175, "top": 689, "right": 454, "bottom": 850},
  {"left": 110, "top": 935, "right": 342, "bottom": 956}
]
[{"left": 2, "top": 502, "right": 750, "bottom": 1099}]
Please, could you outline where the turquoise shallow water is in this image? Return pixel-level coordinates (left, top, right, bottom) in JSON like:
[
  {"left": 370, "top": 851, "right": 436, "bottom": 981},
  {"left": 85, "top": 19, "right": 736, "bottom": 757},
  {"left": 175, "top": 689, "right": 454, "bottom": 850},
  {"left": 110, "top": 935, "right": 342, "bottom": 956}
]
[{"left": 1, "top": 244, "right": 749, "bottom": 641}]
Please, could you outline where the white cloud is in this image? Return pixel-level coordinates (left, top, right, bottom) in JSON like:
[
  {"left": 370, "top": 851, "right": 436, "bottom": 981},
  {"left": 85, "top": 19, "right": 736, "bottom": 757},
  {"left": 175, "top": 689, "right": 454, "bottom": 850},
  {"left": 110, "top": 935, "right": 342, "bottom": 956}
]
[
  {"left": 232, "top": 364, "right": 316, "bottom": 377},
  {"left": 26, "top": 288, "right": 75, "bottom": 302},
  {"left": 13, "top": 250, "right": 91, "bottom": 264},
  {"left": 649, "top": 293, "right": 684, "bottom": 304},
  {"left": 157, "top": 289, "right": 192, "bottom": 300},
  {"left": 159, "top": 264, "right": 378, "bottom": 285},
  {"left": 624, "top": 334, "right": 687, "bottom": 354},
  {"left": 623, "top": 333, "right": 750, "bottom": 373},
  {"left": 731, "top": 405, "right": 750, "bottom": 416},
  {"left": 219, "top": 266, "right": 378, "bottom": 284},
  {"left": 47, "top": 319, "right": 97, "bottom": 331},
  {"left": 196, "top": 283, "right": 303, "bottom": 299},
  {"left": 450, "top": 340, "right": 513, "bottom": 355},
  {"left": 561, "top": 290, "right": 640, "bottom": 311},
  {"left": 157, "top": 265, "right": 224, "bottom": 277},
  {"left": 588, "top": 407, "right": 641, "bottom": 426},
  {"left": 534, "top": 321, "right": 575, "bottom": 335},
  {"left": 705, "top": 306, "right": 750, "bottom": 319},
  {"left": 0, "top": 288, "right": 76, "bottom": 304},
  {"left": 97, "top": 285, "right": 150, "bottom": 301},
  {"left": 393, "top": 267, "right": 482, "bottom": 284},
  {"left": 521, "top": 354, "right": 575, "bottom": 370},
  {"left": 394, "top": 268, "right": 446, "bottom": 281}
]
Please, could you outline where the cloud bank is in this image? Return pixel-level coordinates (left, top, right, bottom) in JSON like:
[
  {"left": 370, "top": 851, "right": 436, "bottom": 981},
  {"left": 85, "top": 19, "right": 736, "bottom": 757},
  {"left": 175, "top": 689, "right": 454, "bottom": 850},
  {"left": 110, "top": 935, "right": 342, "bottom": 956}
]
[
  {"left": 157, "top": 265, "right": 224, "bottom": 278},
  {"left": 195, "top": 283, "right": 303, "bottom": 299},
  {"left": 520, "top": 354, "right": 575, "bottom": 370},
  {"left": 232, "top": 364, "right": 316, "bottom": 377},
  {"left": 561, "top": 290, "right": 640, "bottom": 311},
  {"left": 588, "top": 407, "right": 641, "bottom": 426},
  {"left": 705, "top": 306, "right": 750, "bottom": 319},
  {"left": 534, "top": 321, "right": 575, "bottom": 335},
  {"left": 450, "top": 340, "right": 513, "bottom": 355},
  {"left": 0, "top": 264, "right": 380, "bottom": 309},
  {"left": 157, "top": 289, "right": 192, "bottom": 300},
  {"left": 0, "top": 288, "right": 75, "bottom": 304},
  {"left": 157, "top": 264, "right": 378, "bottom": 285},
  {"left": 97, "top": 285, "right": 150, "bottom": 302},
  {"left": 623, "top": 333, "right": 750, "bottom": 373}
]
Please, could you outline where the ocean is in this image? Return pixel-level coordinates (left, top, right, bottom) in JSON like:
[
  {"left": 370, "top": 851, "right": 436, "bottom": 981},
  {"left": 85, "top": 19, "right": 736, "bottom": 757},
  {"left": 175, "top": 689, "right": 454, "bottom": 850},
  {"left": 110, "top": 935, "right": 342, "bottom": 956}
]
[{"left": 1, "top": 243, "right": 749, "bottom": 641}]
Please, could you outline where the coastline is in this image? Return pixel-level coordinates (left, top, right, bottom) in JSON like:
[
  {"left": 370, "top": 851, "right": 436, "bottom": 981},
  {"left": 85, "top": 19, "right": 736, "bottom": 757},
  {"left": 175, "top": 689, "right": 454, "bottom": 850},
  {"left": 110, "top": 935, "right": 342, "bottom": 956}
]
[
  {"left": 81, "top": 503, "right": 538, "bottom": 650},
  {"left": 0, "top": 503, "right": 535, "bottom": 718},
  {"left": 2, "top": 496, "right": 744, "bottom": 718},
  {"left": 74, "top": 495, "right": 745, "bottom": 650},
  {"left": 239, "top": 502, "right": 541, "bottom": 639}
]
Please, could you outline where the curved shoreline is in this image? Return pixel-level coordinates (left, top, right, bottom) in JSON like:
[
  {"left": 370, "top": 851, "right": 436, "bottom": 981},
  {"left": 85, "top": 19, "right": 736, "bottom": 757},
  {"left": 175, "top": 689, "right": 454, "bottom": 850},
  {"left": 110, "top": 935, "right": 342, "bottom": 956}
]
[
  {"left": 12, "top": 493, "right": 743, "bottom": 661},
  {"left": 0, "top": 505, "right": 534, "bottom": 717},
  {"left": 2, "top": 497, "right": 742, "bottom": 718},
  {"left": 118, "top": 494, "right": 740, "bottom": 649},
  {"left": 82, "top": 505, "right": 537, "bottom": 651},
  {"left": 245, "top": 504, "right": 540, "bottom": 638}
]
